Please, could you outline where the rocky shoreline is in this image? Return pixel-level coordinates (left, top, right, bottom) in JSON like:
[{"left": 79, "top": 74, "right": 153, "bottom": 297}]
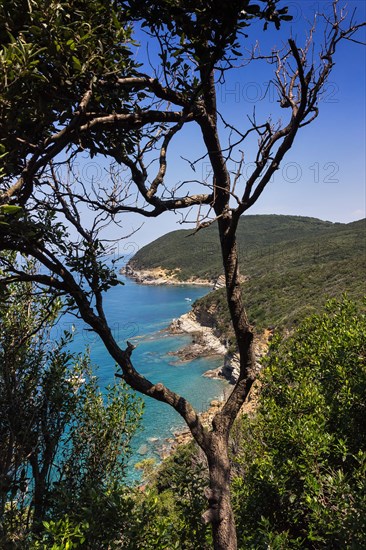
[
  {"left": 161, "top": 311, "right": 271, "bottom": 457},
  {"left": 122, "top": 264, "right": 270, "bottom": 384},
  {"left": 121, "top": 264, "right": 215, "bottom": 287},
  {"left": 123, "top": 263, "right": 270, "bottom": 460},
  {"left": 169, "top": 310, "right": 270, "bottom": 385},
  {"left": 169, "top": 311, "right": 230, "bottom": 379},
  {"left": 122, "top": 262, "right": 242, "bottom": 380}
]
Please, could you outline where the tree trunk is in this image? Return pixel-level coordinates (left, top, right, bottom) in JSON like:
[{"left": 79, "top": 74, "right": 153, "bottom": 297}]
[
  {"left": 204, "top": 434, "right": 237, "bottom": 550},
  {"left": 33, "top": 476, "right": 46, "bottom": 529},
  {"left": 29, "top": 456, "right": 47, "bottom": 533}
]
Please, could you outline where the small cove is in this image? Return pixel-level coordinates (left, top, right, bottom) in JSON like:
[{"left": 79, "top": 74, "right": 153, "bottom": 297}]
[{"left": 61, "top": 274, "right": 228, "bottom": 481}]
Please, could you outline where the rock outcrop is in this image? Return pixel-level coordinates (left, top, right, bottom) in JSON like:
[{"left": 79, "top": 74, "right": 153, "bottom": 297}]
[
  {"left": 170, "top": 310, "right": 270, "bottom": 384},
  {"left": 121, "top": 264, "right": 214, "bottom": 286},
  {"left": 123, "top": 262, "right": 270, "bottom": 383},
  {"left": 170, "top": 311, "right": 227, "bottom": 355}
]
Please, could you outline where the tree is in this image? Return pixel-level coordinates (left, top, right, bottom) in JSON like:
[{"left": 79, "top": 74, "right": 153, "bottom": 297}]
[
  {"left": 0, "top": 1, "right": 365, "bottom": 548},
  {"left": 0, "top": 258, "right": 143, "bottom": 546}
]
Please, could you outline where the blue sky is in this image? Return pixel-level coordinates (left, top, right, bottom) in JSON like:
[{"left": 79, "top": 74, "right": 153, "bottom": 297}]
[{"left": 94, "top": 1, "right": 366, "bottom": 250}]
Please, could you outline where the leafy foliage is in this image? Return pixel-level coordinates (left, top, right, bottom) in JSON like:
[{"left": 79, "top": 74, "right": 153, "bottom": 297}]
[
  {"left": 31, "top": 516, "right": 89, "bottom": 550},
  {"left": 0, "top": 0, "right": 138, "bottom": 179},
  {"left": 125, "top": 0, "right": 291, "bottom": 78},
  {"left": 231, "top": 298, "right": 366, "bottom": 548},
  {"left": 0, "top": 261, "right": 143, "bottom": 547},
  {"left": 121, "top": 443, "right": 212, "bottom": 549},
  {"left": 153, "top": 443, "right": 212, "bottom": 549}
]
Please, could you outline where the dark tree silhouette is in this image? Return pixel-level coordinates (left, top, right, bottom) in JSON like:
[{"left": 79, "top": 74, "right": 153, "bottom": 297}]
[{"left": 1, "top": 1, "right": 364, "bottom": 547}]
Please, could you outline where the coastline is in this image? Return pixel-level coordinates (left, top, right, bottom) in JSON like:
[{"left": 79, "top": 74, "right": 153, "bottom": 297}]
[
  {"left": 169, "top": 309, "right": 270, "bottom": 385},
  {"left": 122, "top": 263, "right": 269, "bottom": 461},
  {"left": 121, "top": 264, "right": 215, "bottom": 287},
  {"left": 159, "top": 306, "right": 271, "bottom": 458},
  {"left": 169, "top": 311, "right": 227, "bottom": 362},
  {"left": 122, "top": 264, "right": 270, "bottom": 385}
]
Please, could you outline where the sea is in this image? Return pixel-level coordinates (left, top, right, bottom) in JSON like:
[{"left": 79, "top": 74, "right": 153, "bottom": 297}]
[{"left": 58, "top": 267, "right": 227, "bottom": 482}]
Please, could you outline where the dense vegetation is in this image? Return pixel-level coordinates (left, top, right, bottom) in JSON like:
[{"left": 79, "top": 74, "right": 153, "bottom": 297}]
[
  {"left": 129, "top": 215, "right": 365, "bottom": 281},
  {"left": 129, "top": 215, "right": 366, "bottom": 332},
  {"left": 2, "top": 268, "right": 364, "bottom": 549},
  {"left": 0, "top": 261, "right": 143, "bottom": 548},
  {"left": 231, "top": 297, "right": 366, "bottom": 548},
  {"left": 116, "top": 298, "right": 366, "bottom": 549}
]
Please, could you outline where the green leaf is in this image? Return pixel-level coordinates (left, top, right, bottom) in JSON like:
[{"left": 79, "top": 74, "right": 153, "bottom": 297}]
[
  {"left": 72, "top": 55, "right": 82, "bottom": 71},
  {"left": 1, "top": 205, "right": 23, "bottom": 215}
]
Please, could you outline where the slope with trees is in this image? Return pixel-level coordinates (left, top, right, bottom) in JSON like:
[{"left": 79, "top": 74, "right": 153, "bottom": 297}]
[
  {"left": 0, "top": 1, "right": 365, "bottom": 548},
  {"left": 126, "top": 214, "right": 366, "bottom": 331},
  {"left": 231, "top": 297, "right": 366, "bottom": 548},
  {"left": 128, "top": 215, "right": 365, "bottom": 283}
]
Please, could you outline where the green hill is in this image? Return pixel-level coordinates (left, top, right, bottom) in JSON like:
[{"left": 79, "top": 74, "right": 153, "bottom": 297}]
[{"left": 128, "top": 215, "right": 366, "bottom": 331}]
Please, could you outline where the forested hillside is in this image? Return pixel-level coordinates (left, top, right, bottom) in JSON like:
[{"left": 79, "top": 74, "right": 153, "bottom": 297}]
[{"left": 128, "top": 215, "right": 366, "bottom": 330}]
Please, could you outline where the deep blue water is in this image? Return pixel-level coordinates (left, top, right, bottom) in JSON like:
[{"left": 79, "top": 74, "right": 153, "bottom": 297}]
[{"left": 58, "top": 274, "right": 227, "bottom": 481}]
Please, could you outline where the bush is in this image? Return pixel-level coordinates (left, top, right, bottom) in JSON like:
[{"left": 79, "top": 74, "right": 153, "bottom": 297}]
[{"left": 232, "top": 297, "right": 366, "bottom": 548}]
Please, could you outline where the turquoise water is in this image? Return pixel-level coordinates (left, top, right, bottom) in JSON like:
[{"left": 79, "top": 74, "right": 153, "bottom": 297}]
[{"left": 61, "top": 274, "right": 227, "bottom": 480}]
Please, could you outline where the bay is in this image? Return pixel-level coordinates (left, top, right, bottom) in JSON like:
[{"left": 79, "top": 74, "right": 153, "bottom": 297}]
[{"left": 59, "top": 273, "right": 227, "bottom": 481}]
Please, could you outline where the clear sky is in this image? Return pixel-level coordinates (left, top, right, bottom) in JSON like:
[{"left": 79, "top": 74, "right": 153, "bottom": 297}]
[{"left": 91, "top": 1, "right": 366, "bottom": 252}]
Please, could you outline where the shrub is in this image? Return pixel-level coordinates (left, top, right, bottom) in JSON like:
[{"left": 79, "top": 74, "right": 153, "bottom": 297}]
[{"left": 232, "top": 297, "right": 366, "bottom": 548}]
